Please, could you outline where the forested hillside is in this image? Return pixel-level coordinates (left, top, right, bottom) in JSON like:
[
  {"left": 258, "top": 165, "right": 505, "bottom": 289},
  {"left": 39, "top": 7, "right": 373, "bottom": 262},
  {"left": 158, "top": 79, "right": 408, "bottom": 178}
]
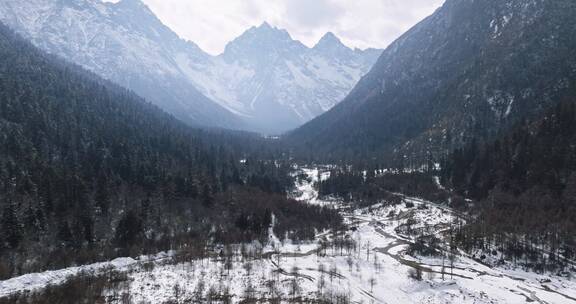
[
  {"left": 441, "top": 99, "right": 576, "bottom": 269},
  {"left": 0, "top": 0, "right": 245, "bottom": 130},
  {"left": 314, "top": 98, "right": 576, "bottom": 272},
  {"left": 289, "top": 0, "right": 576, "bottom": 164},
  {"left": 0, "top": 23, "right": 341, "bottom": 279},
  {"left": 2, "top": 0, "right": 576, "bottom": 300},
  {"left": 288, "top": 0, "right": 576, "bottom": 271}
]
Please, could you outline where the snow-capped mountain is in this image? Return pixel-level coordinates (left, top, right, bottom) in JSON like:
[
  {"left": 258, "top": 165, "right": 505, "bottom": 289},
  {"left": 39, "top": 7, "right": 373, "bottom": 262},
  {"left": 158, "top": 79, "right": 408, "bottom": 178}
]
[
  {"left": 0, "top": 0, "right": 245, "bottom": 129},
  {"left": 0, "top": 0, "right": 380, "bottom": 133},
  {"left": 189, "top": 23, "right": 381, "bottom": 133},
  {"left": 290, "top": 0, "right": 576, "bottom": 157}
]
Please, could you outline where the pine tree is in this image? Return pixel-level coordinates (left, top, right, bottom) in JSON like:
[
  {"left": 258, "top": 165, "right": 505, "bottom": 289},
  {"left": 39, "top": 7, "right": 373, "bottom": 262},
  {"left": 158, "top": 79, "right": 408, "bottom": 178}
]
[
  {"left": 114, "top": 210, "right": 143, "bottom": 248},
  {"left": 1, "top": 202, "right": 21, "bottom": 249},
  {"left": 202, "top": 184, "right": 213, "bottom": 208}
]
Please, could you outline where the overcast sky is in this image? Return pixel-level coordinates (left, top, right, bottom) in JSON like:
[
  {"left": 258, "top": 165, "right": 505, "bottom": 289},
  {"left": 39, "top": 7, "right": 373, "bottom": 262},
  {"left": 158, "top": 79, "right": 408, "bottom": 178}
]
[{"left": 105, "top": 0, "right": 445, "bottom": 55}]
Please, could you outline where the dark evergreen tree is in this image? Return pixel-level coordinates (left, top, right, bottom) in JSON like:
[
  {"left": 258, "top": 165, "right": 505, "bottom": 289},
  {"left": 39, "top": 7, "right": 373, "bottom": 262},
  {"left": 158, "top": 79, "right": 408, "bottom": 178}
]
[
  {"left": 0, "top": 22, "right": 341, "bottom": 278},
  {"left": 114, "top": 210, "right": 143, "bottom": 248},
  {"left": 1, "top": 202, "right": 21, "bottom": 249}
]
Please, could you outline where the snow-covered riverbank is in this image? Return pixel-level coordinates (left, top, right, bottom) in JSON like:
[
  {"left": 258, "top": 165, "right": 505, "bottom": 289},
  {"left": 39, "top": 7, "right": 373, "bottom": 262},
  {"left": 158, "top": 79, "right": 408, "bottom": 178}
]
[
  {"left": 120, "top": 167, "right": 576, "bottom": 303},
  {"left": 1, "top": 167, "right": 575, "bottom": 303},
  {"left": 0, "top": 251, "right": 174, "bottom": 299}
]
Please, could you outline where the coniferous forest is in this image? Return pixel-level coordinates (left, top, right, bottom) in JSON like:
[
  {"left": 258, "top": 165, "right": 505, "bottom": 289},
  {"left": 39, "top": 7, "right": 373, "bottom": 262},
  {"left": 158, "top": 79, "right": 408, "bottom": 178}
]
[
  {"left": 0, "top": 24, "right": 341, "bottom": 279},
  {"left": 1, "top": 0, "right": 576, "bottom": 302},
  {"left": 316, "top": 99, "right": 576, "bottom": 273},
  {"left": 441, "top": 99, "right": 576, "bottom": 271}
]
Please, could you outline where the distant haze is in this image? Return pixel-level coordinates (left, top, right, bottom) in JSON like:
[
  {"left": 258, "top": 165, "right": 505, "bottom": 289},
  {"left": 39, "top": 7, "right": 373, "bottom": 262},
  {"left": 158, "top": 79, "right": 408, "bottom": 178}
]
[{"left": 103, "top": 0, "right": 444, "bottom": 55}]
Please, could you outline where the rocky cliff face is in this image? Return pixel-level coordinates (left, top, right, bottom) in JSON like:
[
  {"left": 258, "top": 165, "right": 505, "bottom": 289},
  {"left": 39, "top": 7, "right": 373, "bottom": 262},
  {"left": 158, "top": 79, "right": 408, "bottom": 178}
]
[
  {"left": 290, "top": 0, "right": 576, "bottom": 160},
  {"left": 0, "top": 0, "right": 245, "bottom": 129},
  {"left": 0, "top": 0, "right": 380, "bottom": 133},
  {"left": 176, "top": 22, "right": 381, "bottom": 133}
]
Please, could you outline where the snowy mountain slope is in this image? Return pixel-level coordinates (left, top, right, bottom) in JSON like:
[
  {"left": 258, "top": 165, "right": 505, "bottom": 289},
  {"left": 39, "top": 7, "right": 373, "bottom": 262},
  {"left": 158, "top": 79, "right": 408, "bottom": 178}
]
[
  {"left": 0, "top": 0, "right": 243, "bottom": 129},
  {"left": 172, "top": 22, "right": 381, "bottom": 133},
  {"left": 289, "top": 0, "right": 576, "bottom": 157},
  {"left": 0, "top": 0, "right": 380, "bottom": 133}
]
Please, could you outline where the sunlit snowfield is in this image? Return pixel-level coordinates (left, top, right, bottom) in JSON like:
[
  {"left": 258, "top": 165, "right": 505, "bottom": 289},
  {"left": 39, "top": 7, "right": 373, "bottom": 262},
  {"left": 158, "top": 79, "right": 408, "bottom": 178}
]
[{"left": 1, "top": 168, "right": 575, "bottom": 303}]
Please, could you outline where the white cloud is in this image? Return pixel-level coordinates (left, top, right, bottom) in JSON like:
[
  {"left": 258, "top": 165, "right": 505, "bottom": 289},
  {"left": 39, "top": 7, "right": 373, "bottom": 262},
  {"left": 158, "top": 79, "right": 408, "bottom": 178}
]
[{"left": 105, "top": 0, "right": 444, "bottom": 55}]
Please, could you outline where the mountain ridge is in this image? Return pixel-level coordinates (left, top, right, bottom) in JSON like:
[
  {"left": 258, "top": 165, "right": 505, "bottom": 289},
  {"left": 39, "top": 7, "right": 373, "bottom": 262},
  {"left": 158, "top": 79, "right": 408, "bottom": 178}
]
[
  {"left": 197, "top": 21, "right": 382, "bottom": 133},
  {"left": 0, "top": 20, "right": 339, "bottom": 278},
  {"left": 289, "top": 0, "right": 576, "bottom": 161},
  {"left": 0, "top": 0, "right": 381, "bottom": 133},
  {"left": 0, "top": 0, "right": 244, "bottom": 129}
]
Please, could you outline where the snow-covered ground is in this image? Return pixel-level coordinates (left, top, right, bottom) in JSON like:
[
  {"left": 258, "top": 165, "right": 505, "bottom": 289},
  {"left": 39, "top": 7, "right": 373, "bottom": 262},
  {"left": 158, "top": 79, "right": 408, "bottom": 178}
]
[
  {"left": 0, "top": 251, "right": 174, "bottom": 299},
  {"left": 290, "top": 167, "right": 339, "bottom": 207},
  {"left": 1, "top": 167, "right": 575, "bottom": 303},
  {"left": 119, "top": 167, "right": 576, "bottom": 303}
]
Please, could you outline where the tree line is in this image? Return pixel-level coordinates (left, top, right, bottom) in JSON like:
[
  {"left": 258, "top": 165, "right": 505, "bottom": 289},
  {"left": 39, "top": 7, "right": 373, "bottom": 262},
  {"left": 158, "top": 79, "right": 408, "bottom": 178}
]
[
  {"left": 441, "top": 99, "right": 576, "bottom": 272},
  {"left": 315, "top": 97, "right": 576, "bottom": 272},
  {"left": 0, "top": 23, "right": 341, "bottom": 279}
]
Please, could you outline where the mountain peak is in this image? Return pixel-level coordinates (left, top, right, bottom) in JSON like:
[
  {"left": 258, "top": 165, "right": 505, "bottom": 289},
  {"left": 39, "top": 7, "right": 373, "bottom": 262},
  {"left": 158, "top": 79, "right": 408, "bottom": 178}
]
[
  {"left": 314, "top": 32, "right": 348, "bottom": 50},
  {"left": 249, "top": 21, "right": 290, "bottom": 38},
  {"left": 314, "top": 32, "right": 352, "bottom": 53},
  {"left": 222, "top": 22, "right": 303, "bottom": 60},
  {"left": 258, "top": 21, "right": 273, "bottom": 30},
  {"left": 320, "top": 32, "right": 340, "bottom": 43}
]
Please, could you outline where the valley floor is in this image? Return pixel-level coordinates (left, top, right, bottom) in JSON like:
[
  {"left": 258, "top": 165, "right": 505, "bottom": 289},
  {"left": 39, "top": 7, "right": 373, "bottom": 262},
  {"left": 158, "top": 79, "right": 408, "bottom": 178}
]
[{"left": 1, "top": 167, "right": 575, "bottom": 303}]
